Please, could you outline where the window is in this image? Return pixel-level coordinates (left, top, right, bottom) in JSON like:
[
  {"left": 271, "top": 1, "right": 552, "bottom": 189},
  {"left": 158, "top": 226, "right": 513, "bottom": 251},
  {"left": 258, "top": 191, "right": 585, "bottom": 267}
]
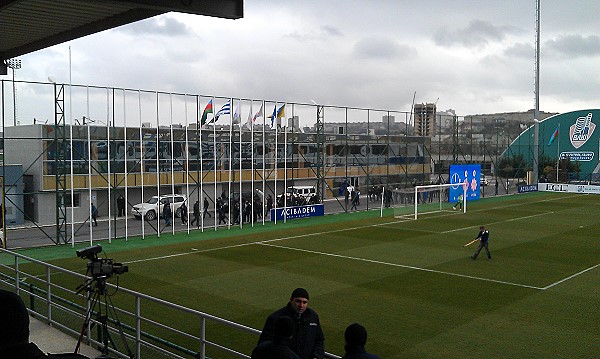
[{"left": 62, "top": 193, "right": 81, "bottom": 208}]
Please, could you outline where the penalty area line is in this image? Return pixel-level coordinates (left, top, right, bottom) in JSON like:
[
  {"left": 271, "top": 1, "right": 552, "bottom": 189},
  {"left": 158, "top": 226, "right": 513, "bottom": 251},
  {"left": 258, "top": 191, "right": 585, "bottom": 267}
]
[
  {"left": 258, "top": 242, "right": 544, "bottom": 291},
  {"left": 542, "top": 263, "right": 600, "bottom": 290}
]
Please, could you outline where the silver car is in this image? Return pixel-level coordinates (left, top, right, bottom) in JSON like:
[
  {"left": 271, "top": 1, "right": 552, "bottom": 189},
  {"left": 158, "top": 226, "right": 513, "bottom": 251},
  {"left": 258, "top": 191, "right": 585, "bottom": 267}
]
[{"left": 131, "top": 194, "right": 187, "bottom": 221}]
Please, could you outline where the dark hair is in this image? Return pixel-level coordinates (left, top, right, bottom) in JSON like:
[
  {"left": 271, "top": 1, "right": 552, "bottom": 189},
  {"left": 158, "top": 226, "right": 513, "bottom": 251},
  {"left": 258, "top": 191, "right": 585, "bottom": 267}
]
[
  {"left": 274, "top": 316, "right": 295, "bottom": 338},
  {"left": 345, "top": 323, "right": 367, "bottom": 347}
]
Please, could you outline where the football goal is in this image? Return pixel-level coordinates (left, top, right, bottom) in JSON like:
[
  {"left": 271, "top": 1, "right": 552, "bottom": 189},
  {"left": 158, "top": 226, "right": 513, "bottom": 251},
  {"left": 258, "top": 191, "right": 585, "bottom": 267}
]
[{"left": 390, "top": 183, "right": 467, "bottom": 219}]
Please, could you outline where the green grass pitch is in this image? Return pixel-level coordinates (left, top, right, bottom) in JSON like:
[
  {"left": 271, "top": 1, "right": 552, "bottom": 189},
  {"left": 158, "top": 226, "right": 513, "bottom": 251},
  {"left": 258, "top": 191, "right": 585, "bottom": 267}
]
[{"left": 9, "top": 192, "right": 600, "bottom": 358}]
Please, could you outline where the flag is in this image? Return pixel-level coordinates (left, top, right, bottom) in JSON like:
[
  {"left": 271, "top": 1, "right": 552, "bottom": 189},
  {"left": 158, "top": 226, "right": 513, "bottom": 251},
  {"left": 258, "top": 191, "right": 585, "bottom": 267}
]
[
  {"left": 270, "top": 105, "right": 277, "bottom": 127},
  {"left": 200, "top": 99, "right": 213, "bottom": 126},
  {"left": 212, "top": 101, "right": 231, "bottom": 123},
  {"left": 548, "top": 124, "right": 559, "bottom": 146},
  {"left": 232, "top": 101, "right": 241, "bottom": 125},
  {"left": 276, "top": 104, "right": 285, "bottom": 118},
  {"left": 244, "top": 103, "right": 254, "bottom": 130},
  {"left": 270, "top": 104, "right": 285, "bottom": 128},
  {"left": 253, "top": 103, "right": 263, "bottom": 122}
]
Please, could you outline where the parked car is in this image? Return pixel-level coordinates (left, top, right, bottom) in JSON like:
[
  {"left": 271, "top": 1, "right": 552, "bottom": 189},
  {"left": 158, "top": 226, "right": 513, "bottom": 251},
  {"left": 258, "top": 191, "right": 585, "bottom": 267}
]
[
  {"left": 131, "top": 194, "right": 187, "bottom": 221},
  {"left": 277, "top": 186, "right": 318, "bottom": 206},
  {"left": 480, "top": 174, "right": 488, "bottom": 186}
]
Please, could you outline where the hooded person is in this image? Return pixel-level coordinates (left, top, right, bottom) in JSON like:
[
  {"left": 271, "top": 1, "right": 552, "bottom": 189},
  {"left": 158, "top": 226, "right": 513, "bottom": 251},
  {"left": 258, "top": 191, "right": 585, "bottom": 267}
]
[
  {"left": 0, "top": 289, "right": 47, "bottom": 358},
  {"left": 341, "top": 323, "right": 381, "bottom": 359},
  {"left": 258, "top": 288, "right": 325, "bottom": 359}
]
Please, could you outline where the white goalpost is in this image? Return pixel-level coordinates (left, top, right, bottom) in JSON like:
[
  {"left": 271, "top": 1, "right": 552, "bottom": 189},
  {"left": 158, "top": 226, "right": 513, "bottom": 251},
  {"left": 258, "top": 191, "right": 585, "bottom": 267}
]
[{"left": 390, "top": 183, "right": 467, "bottom": 219}]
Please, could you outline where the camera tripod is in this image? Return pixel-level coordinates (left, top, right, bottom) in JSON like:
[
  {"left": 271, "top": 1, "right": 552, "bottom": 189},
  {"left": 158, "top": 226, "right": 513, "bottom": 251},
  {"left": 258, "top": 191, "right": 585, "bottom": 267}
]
[{"left": 76, "top": 276, "right": 134, "bottom": 359}]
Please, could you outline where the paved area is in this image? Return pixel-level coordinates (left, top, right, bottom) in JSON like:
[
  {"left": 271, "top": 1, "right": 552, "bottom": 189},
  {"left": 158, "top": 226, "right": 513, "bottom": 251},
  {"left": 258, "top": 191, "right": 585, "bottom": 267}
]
[{"left": 30, "top": 316, "right": 102, "bottom": 358}]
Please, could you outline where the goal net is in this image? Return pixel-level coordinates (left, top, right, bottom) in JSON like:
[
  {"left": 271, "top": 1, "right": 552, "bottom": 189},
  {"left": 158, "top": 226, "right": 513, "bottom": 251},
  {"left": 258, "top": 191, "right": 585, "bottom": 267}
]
[{"left": 390, "top": 183, "right": 467, "bottom": 219}]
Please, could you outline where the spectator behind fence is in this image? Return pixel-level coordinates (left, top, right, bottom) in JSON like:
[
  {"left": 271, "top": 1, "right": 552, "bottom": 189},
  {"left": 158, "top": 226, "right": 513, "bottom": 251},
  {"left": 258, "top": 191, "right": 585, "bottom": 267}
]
[
  {"left": 341, "top": 323, "right": 381, "bottom": 359},
  {"left": 258, "top": 288, "right": 325, "bottom": 359},
  {"left": 251, "top": 316, "right": 301, "bottom": 359},
  {"left": 0, "top": 289, "right": 90, "bottom": 359}
]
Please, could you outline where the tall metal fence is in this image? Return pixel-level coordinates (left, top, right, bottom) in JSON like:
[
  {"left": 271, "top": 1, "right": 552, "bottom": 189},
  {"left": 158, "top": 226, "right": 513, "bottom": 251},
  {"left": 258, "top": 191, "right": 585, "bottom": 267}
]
[{"left": 1, "top": 80, "right": 560, "bottom": 248}]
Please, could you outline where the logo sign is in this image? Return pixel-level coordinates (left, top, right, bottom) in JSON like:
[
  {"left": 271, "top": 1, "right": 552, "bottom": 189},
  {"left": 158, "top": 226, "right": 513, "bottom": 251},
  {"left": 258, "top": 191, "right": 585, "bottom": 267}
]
[
  {"left": 543, "top": 183, "right": 568, "bottom": 192},
  {"left": 449, "top": 164, "right": 481, "bottom": 202},
  {"left": 518, "top": 184, "right": 538, "bottom": 193},
  {"left": 569, "top": 113, "right": 596, "bottom": 149},
  {"left": 560, "top": 151, "right": 595, "bottom": 161},
  {"left": 271, "top": 204, "right": 324, "bottom": 221}
]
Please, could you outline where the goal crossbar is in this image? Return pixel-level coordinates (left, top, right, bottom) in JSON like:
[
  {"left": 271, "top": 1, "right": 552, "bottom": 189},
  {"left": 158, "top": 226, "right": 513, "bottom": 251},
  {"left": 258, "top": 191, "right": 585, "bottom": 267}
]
[{"left": 411, "top": 183, "right": 467, "bottom": 219}]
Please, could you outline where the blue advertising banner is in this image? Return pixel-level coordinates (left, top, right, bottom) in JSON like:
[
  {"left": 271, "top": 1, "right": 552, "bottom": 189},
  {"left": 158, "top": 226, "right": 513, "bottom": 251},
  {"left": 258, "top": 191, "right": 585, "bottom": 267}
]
[
  {"left": 518, "top": 184, "right": 539, "bottom": 193},
  {"left": 271, "top": 204, "right": 325, "bottom": 221},
  {"left": 449, "top": 164, "right": 481, "bottom": 202}
]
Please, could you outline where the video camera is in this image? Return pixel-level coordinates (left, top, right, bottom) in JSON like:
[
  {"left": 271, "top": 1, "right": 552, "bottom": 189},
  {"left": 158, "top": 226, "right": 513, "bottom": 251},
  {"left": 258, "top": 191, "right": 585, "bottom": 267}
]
[{"left": 76, "top": 245, "right": 128, "bottom": 279}]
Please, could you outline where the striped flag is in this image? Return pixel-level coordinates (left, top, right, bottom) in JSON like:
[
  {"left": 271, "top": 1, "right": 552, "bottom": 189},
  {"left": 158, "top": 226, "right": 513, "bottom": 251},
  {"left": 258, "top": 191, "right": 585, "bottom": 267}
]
[
  {"left": 199, "top": 99, "right": 213, "bottom": 126},
  {"left": 212, "top": 101, "right": 231, "bottom": 123},
  {"left": 548, "top": 124, "right": 559, "bottom": 146}
]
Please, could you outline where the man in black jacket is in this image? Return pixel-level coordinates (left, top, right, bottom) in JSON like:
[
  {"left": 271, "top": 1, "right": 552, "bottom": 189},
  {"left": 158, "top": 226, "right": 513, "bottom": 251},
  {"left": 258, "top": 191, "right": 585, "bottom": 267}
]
[
  {"left": 471, "top": 225, "right": 491, "bottom": 260},
  {"left": 258, "top": 288, "right": 325, "bottom": 359},
  {"left": 252, "top": 316, "right": 301, "bottom": 359}
]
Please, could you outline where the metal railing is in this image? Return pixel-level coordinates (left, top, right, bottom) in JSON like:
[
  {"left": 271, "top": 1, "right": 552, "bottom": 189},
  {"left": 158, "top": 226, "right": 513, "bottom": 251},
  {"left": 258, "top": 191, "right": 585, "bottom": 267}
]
[{"left": 0, "top": 248, "right": 340, "bottom": 358}]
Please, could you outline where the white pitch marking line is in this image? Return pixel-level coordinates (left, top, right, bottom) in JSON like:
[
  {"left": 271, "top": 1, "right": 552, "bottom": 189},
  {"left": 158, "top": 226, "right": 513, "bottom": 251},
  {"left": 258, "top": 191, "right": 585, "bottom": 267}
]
[
  {"left": 442, "top": 211, "right": 554, "bottom": 234},
  {"left": 542, "top": 263, "right": 600, "bottom": 290},
  {"left": 259, "top": 242, "right": 544, "bottom": 291}
]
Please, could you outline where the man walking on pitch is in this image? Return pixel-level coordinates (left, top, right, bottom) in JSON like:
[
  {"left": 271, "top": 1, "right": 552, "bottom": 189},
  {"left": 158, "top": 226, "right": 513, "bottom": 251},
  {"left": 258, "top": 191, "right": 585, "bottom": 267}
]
[
  {"left": 471, "top": 226, "right": 491, "bottom": 260},
  {"left": 258, "top": 288, "right": 325, "bottom": 359}
]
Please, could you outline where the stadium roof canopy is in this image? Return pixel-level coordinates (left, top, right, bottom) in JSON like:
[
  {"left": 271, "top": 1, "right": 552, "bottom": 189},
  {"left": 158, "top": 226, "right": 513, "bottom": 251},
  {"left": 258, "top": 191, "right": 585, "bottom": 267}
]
[{"left": 0, "top": 0, "right": 243, "bottom": 73}]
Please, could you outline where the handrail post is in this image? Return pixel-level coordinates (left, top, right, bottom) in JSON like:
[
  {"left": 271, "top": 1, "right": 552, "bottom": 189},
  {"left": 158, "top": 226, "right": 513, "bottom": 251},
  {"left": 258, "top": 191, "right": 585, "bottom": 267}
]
[
  {"left": 14, "top": 256, "right": 19, "bottom": 292},
  {"left": 46, "top": 267, "right": 52, "bottom": 324},
  {"left": 200, "top": 317, "right": 206, "bottom": 359},
  {"left": 136, "top": 296, "right": 141, "bottom": 359}
]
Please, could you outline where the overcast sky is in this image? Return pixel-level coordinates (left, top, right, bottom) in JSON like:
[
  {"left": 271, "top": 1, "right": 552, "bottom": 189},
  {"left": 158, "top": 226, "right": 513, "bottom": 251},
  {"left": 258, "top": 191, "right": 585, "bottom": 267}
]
[{"left": 12, "top": 0, "right": 600, "bottom": 120}]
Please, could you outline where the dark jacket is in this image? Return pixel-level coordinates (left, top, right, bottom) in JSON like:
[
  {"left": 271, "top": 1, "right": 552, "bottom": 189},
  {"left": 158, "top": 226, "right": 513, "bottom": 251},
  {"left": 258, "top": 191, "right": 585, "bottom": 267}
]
[
  {"left": 258, "top": 303, "right": 325, "bottom": 359},
  {"left": 341, "top": 345, "right": 381, "bottom": 359},
  {"left": 0, "top": 342, "right": 48, "bottom": 359},
  {"left": 251, "top": 337, "right": 302, "bottom": 359}
]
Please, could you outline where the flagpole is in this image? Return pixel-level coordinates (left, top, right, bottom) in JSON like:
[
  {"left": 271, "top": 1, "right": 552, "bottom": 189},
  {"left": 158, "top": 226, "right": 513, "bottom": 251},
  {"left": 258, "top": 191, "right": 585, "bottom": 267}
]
[
  {"left": 274, "top": 103, "right": 278, "bottom": 225},
  {"left": 283, "top": 104, "right": 288, "bottom": 223},
  {"left": 184, "top": 94, "right": 190, "bottom": 233},
  {"left": 155, "top": 92, "right": 160, "bottom": 237},
  {"left": 138, "top": 90, "right": 145, "bottom": 239},
  {"left": 123, "top": 89, "right": 128, "bottom": 241},
  {"left": 212, "top": 97, "right": 217, "bottom": 231},
  {"left": 262, "top": 100, "right": 266, "bottom": 225},
  {"left": 86, "top": 86, "right": 93, "bottom": 245},
  {"left": 238, "top": 100, "right": 243, "bottom": 229},
  {"left": 249, "top": 101, "right": 255, "bottom": 227},
  {"left": 169, "top": 93, "right": 175, "bottom": 235},
  {"left": 198, "top": 96, "right": 204, "bottom": 232},
  {"left": 556, "top": 123, "right": 560, "bottom": 182},
  {"left": 107, "top": 88, "right": 112, "bottom": 243},
  {"left": 228, "top": 99, "right": 233, "bottom": 229}
]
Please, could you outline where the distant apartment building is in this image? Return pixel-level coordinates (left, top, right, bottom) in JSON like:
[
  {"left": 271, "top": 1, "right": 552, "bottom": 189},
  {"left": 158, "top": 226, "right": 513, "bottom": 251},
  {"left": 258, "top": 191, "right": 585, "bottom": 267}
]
[{"left": 414, "top": 103, "right": 437, "bottom": 137}]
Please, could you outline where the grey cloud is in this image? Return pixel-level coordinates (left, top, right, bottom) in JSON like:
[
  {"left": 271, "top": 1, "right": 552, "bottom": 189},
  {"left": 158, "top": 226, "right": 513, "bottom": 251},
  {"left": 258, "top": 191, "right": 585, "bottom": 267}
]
[
  {"left": 121, "top": 17, "right": 190, "bottom": 36},
  {"left": 434, "top": 20, "right": 522, "bottom": 48},
  {"left": 544, "top": 34, "right": 600, "bottom": 58},
  {"left": 504, "top": 42, "right": 534, "bottom": 58},
  {"left": 321, "top": 25, "right": 343, "bottom": 37},
  {"left": 353, "top": 37, "right": 416, "bottom": 60}
]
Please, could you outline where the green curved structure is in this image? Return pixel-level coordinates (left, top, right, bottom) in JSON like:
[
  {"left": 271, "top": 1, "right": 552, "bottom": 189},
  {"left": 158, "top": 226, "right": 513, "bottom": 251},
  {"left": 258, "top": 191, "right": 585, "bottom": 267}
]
[{"left": 505, "top": 109, "right": 600, "bottom": 181}]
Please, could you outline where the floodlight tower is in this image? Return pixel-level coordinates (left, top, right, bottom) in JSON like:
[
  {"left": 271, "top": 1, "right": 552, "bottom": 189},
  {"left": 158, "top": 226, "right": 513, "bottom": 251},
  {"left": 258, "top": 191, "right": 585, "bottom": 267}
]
[
  {"left": 533, "top": 0, "right": 541, "bottom": 184},
  {"left": 7, "top": 58, "right": 21, "bottom": 126}
]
